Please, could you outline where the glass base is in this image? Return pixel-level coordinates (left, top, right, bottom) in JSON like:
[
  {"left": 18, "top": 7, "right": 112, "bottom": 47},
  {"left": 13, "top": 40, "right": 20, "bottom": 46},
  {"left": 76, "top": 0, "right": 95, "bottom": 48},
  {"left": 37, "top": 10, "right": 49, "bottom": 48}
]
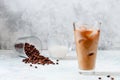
[
  {"left": 78, "top": 69, "right": 95, "bottom": 75},
  {"left": 78, "top": 69, "right": 120, "bottom": 76}
]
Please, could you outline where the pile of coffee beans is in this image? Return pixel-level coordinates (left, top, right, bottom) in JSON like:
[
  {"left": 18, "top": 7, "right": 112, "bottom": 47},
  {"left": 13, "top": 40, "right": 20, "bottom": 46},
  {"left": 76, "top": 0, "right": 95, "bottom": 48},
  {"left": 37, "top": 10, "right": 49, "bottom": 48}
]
[{"left": 22, "top": 43, "right": 55, "bottom": 65}]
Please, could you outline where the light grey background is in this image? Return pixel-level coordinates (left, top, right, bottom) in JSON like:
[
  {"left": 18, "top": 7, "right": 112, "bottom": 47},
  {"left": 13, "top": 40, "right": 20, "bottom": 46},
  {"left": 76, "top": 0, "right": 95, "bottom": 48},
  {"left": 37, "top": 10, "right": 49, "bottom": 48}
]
[{"left": 0, "top": 0, "right": 120, "bottom": 50}]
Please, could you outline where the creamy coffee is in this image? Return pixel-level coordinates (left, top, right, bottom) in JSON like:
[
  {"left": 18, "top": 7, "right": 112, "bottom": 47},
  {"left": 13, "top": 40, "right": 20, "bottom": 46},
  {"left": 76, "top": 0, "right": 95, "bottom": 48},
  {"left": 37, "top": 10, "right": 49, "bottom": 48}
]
[{"left": 74, "top": 26, "right": 100, "bottom": 70}]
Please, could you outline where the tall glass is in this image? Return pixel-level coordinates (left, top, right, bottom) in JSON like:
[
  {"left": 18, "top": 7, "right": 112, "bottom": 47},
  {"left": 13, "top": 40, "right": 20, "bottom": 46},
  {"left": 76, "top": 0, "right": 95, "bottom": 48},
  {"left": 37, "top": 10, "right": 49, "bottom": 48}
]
[{"left": 73, "top": 22, "right": 100, "bottom": 72}]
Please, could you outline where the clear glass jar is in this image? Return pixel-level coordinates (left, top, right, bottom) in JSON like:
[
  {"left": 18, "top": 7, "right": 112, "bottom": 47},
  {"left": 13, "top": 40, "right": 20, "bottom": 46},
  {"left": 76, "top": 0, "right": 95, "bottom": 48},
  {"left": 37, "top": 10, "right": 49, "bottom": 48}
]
[{"left": 14, "top": 36, "right": 42, "bottom": 57}]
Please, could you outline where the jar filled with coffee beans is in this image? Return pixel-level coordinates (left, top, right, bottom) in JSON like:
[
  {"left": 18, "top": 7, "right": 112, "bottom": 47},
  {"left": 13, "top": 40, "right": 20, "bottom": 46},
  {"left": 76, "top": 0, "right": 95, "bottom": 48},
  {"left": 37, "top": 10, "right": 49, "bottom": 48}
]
[{"left": 14, "top": 36, "right": 42, "bottom": 58}]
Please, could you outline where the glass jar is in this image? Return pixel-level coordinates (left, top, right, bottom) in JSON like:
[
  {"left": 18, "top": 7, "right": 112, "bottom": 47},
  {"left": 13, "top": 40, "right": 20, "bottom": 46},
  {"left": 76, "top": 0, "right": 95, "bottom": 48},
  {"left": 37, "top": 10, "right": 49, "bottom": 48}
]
[{"left": 14, "top": 36, "right": 42, "bottom": 57}]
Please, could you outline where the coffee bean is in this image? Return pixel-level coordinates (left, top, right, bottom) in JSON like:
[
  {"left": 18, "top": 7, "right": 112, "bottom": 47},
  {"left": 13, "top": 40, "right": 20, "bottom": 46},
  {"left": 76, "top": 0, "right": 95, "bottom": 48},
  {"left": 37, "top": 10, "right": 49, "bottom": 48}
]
[
  {"left": 56, "top": 59, "right": 59, "bottom": 62},
  {"left": 30, "top": 64, "right": 32, "bottom": 67},
  {"left": 35, "top": 66, "right": 37, "bottom": 68},
  {"left": 98, "top": 77, "right": 101, "bottom": 80},
  {"left": 56, "top": 62, "right": 59, "bottom": 65},
  {"left": 107, "top": 75, "right": 110, "bottom": 78}
]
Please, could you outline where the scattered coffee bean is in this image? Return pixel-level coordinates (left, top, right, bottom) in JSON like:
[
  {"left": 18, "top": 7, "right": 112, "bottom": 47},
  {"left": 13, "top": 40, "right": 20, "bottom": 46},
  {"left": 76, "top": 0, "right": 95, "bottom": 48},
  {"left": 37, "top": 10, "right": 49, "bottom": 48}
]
[
  {"left": 56, "top": 62, "right": 59, "bottom": 65},
  {"left": 88, "top": 53, "right": 94, "bottom": 56},
  {"left": 98, "top": 77, "right": 102, "bottom": 80},
  {"left": 97, "top": 75, "right": 114, "bottom": 80},
  {"left": 35, "top": 66, "right": 37, "bottom": 68},
  {"left": 30, "top": 64, "right": 32, "bottom": 67},
  {"left": 56, "top": 59, "right": 59, "bottom": 62},
  {"left": 107, "top": 75, "right": 110, "bottom": 78}
]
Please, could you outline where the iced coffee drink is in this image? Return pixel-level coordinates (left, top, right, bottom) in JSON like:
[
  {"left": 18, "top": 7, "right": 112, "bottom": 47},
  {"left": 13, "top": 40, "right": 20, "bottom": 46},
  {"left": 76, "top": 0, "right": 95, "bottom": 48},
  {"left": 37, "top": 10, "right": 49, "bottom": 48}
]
[{"left": 74, "top": 24, "right": 100, "bottom": 70}]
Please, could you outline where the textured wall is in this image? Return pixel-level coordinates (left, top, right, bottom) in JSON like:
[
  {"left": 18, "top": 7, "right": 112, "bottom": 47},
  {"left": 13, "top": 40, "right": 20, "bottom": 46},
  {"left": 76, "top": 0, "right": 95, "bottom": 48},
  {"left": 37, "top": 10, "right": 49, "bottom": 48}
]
[{"left": 0, "top": 0, "right": 120, "bottom": 50}]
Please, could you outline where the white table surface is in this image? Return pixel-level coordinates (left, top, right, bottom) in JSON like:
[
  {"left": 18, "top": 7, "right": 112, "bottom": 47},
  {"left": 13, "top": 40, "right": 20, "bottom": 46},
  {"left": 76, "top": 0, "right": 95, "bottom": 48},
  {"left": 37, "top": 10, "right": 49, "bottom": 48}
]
[{"left": 0, "top": 50, "right": 120, "bottom": 80}]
